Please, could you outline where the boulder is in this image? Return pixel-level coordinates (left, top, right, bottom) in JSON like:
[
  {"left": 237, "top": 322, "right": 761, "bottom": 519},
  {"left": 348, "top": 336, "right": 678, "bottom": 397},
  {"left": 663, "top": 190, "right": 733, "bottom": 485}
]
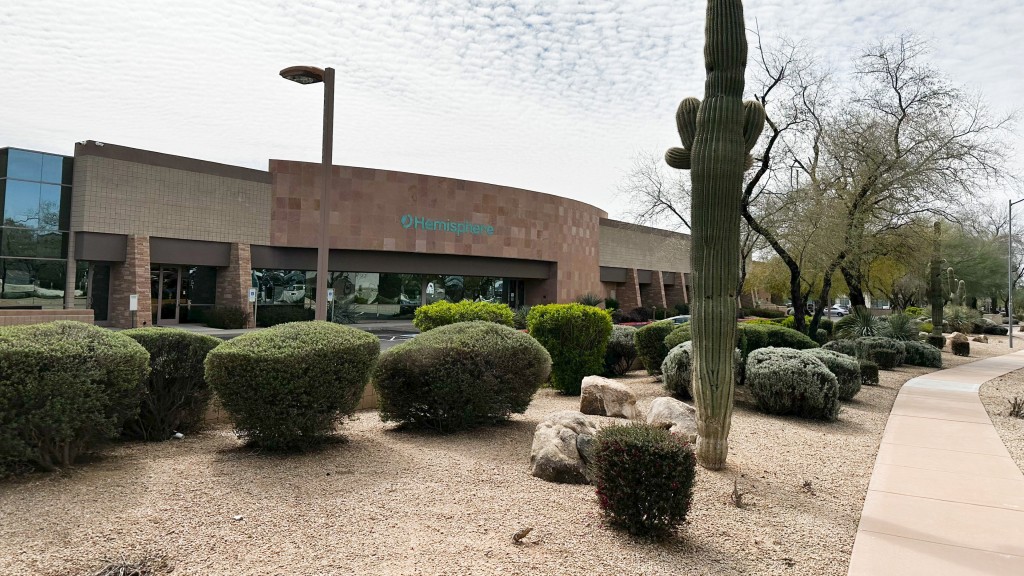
[
  {"left": 646, "top": 397, "right": 698, "bottom": 443},
  {"left": 950, "top": 332, "right": 969, "bottom": 344},
  {"left": 972, "top": 335, "right": 989, "bottom": 343},
  {"left": 530, "top": 410, "right": 621, "bottom": 484},
  {"left": 579, "top": 376, "right": 637, "bottom": 419}
]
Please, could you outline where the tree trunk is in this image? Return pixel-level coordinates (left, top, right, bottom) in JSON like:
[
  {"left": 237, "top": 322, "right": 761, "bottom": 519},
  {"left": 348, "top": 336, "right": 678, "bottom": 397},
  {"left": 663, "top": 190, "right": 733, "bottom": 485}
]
[
  {"left": 665, "top": 0, "right": 763, "bottom": 471},
  {"left": 841, "top": 264, "right": 866, "bottom": 308}
]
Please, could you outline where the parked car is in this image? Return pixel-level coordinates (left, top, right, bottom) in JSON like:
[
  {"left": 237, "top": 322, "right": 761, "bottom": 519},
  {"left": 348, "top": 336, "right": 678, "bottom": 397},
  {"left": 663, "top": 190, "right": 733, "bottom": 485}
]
[
  {"left": 828, "top": 305, "right": 850, "bottom": 317},
  {"left": 666, "top": 315, "right": 690, "bottom": 324}
]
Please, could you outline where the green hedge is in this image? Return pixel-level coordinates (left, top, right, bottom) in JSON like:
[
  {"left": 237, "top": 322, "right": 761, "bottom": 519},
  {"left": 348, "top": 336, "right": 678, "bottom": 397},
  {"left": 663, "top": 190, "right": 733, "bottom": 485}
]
[
  {"left": 803, "top": 348, "right": 861, "bottom": 401},
  {"left": 822, "top": 339, "right": 857, "bottom": 357},
  {"left": 593, "top": 424, "right": 696, "bottom": 537},
  {"left": 903, "top": 340, "right": 942, "bottom": 368},
  {"left": 121, "top": 328, "right": 222, "bottom": 441},
  {"left": 412, "top": 300, "right": 514, "bottom": 331},
  {"left": 0, "top": 322, "right": 149, "bottom": 473},
  {"left": 604, "top": 325, "right": 639, "bottom": 377},
  {"left": 745, "top": 347, "right": 839, "bottom": 420},
  {"left": 256, "top": 305, "right": 314, "bottom": 327},
  {"left": 204, "top": 321, "right": 379, "bottom": 450},
  {"left": 663, "top": 322, "right": 817, "bottom": 361},
  {"left": 664, "top": 322, "right": 692, "bottom": 350},
  {"left": 635, "top": 320, "right": 675, "bottom": 375},
  {"left": 373, "top": 322, "right": 550, "bottom": 431},
  {"left": 203, "top": 306, "right": 251, "bottom": 329},
  {"left": 855, "top": 337, "right": 906, "bottom": 367},
  {"left": 527, "top": 304, "right": 612, "bottom": 395}
]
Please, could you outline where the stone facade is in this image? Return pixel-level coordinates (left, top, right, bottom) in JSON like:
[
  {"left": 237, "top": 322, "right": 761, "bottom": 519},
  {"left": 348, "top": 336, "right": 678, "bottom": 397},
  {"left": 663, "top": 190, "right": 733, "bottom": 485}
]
[
  {"left": 269, "top": 161, "right": 606, "bottom": 303},
  {"left": 216, "top": 243, "right": 255, "bottom": 328},
  {"left": 109, "top": 236, "right": 151, "bottom": 328},
  {"left": 619, "top": 268, "right": 642, "bottom": 311},
  {"left": 599, "top": 219, "right": 690, "bottom": 273},
  {"left": 665, "top": 271, "right": 689, "bottom": 307}
]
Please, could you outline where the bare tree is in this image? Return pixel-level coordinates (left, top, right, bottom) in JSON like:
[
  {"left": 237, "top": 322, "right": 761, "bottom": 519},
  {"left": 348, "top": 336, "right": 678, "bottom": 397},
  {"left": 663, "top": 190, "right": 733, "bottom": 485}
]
[{"left": 620, "top": 152, "right": 692, "bottom": 232}]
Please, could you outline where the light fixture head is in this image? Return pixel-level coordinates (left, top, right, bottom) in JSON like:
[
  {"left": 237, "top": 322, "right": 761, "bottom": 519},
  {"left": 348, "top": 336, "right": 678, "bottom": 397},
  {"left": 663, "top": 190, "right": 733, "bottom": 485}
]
[{"left": 280, "top": 66, "right": 325, "bottom": 85}]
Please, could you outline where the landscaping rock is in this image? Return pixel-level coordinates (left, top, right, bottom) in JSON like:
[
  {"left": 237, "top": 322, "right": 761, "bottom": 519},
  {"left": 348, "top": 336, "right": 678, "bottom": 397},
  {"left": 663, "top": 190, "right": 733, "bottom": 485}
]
[
  {"left": 646, "top": 397, "right": 698, "bottom": 443},
  {"left": 579, "top": 376, "right": 637, "bottom": 419},
  {"left": 530, "top": 410, "right": 621, "bottom": 484},
  {"left": 973, "top": 335, "right": 989, "bottom": 343},
  {"left": 950, "top": 332, "right": 969, "bottom": 344}
]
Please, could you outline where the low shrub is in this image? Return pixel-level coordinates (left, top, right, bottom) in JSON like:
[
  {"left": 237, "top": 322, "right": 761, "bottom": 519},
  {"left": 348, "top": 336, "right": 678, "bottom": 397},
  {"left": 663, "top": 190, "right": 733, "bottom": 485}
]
[
  {"left": 629, "top": 307, "right": 653, "bottom": 322},
  {"left": 604, "top": 325, "right": 639, "bottom": 377},
  {"left": 814, "top": 329, "right": 829, "bottom": 344},
  {"left": 822, "top": 339, "right": 857, "bottom": 357},
  {"left": 869, "top": 349, "right": 899, "bottom": 370},
  {"left": 204, "top": 306, "right": 251, "bottom": 329},
  {"left": 834, "top": 307, "right": 880, "bottom": 340},
  {"left": 944, "top": 305, "right": 979, "bottom": 333},
  {"left": 635, "top": 320, "right": 675, "bottom": 375},
  {"left": 803, "top": 348, "right": 861, "bottom": 401},
  {"left": 881, "top": 314, "right": 920, "bottom": 341},
  {"left": 859, "top": 360, "right": 880, "bottom": 385},
  {"left": 121, "top": 328, "right": 222, "bottom": 441},
  {"left": 413, "top": 300, "right": 514, "bottom": 331},
  {"left": 204, "top": 321, "right": 379, "bottom": 450},
  {"left": 527, "top": 304, "right": 612, "bottom": 395},
  {"left": 748, "top": 307, "right": 786, "bottom": 319},
  {"left": 920, "top": 321, "right": 934, "bottom": 333},
  {"left": 255, "top": 305, "right": 313, "bottom": 327},
  {"left": 984, "top": 325, "right": 1008, "bottom": 335},
  {"left": 592, "top": 424, "right": 696, "bottom": 537},
  {"left": 819, "top": 317, "right": 834, "bottom": 335},
  {"left": 513, "top": 305, "right": 532, "bottom": 330},
  {"left": 904, "top": 306, "right": 925, "bottom": 317},
  {"left": 661, "top": 341, "right": 742, "bottom": 400},
  {"left": 746, "top": 347, "right": 839, "bottom": 420},
  {"left": 604, "top": 298, "right": 620, "bottom": 311},
  {"left": 855, "top": 336, "right": 907, "bottom": 366},
  {"left": 664, "top": 322, "right": 692, "bottom": 350},
  {"left": 927, "top": 334, "right": 946, "bottom": 349},
  {"left": 952, "top": 340, "right": 970, "bottom": 357},
  {"left": 374, "top": 322, "right": 550, "bottom": 431},
  {"left": 0, "top": 322, "right": 149, "bottom": 473},
  {"left": 736, "top": 323, "right": 818, "bottom": 359},
  {"left": 903, "top": 340, "right": 942, "bottom": 368},
  {"left": 674, "top": 303, "right": 690, "bottom": 315}
]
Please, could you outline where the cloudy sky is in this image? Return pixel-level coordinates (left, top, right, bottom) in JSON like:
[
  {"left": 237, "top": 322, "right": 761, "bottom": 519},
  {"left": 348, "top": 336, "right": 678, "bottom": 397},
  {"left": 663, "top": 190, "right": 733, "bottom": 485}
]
[{"left": 1, "top": 1, "right": 1020, "bottom": 221}]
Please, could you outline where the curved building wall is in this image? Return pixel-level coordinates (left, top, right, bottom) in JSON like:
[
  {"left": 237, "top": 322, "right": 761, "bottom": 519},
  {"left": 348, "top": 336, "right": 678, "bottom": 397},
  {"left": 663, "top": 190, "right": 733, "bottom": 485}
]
[{"left": 269, "top": 161, "right": 606, "bottom": 303}]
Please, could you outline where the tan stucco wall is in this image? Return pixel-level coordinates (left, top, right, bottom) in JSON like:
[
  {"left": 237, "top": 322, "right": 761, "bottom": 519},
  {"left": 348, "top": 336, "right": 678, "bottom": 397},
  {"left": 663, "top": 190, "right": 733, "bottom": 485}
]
[
  {"left": 270, "top": 161, "right": 607, "bottom": 302},
  {"left": 71, "top": 145, "right": 271, "bottom": 245},
  {"left": 598, "top": 219, "right": 690, "bottom": 273}
]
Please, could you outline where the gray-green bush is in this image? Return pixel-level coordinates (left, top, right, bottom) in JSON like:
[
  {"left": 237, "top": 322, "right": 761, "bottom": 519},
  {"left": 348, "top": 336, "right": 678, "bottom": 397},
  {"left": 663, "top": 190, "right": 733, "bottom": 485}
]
[
  {"left": 803, "top": 348, "right": 861, "bottom": 401},
  {"left": 855, "top": 336, "right": 907, "bottom": 366},
  {"left": 822, "top": 339, "right": 857, "bottom": 357},
  {"left": 903, "top": 340, "right": 942, "bottom": 368},
  {"left": 204, "top": 321, "right": 379, "bottom": 450},
  {"left": 859, "top": 360, "right": 880, "bottom": 385},
  {"left": 661, "top": 341, "right": 742, "bottom": 400},
  {"left": 745, "top": 347, "right": 839, "bottom": 420},
  {"left": 373, "top": 322, "right": 550, "bottom": 431},
  {"left": 122, "top": 328, "right": 221, "bottom": 441},
  {"left": 604, "top": 325, "right": 639, "bottom": 376},
  {"left": 0, "top": 322, "right": 149, "bottom": 473}
]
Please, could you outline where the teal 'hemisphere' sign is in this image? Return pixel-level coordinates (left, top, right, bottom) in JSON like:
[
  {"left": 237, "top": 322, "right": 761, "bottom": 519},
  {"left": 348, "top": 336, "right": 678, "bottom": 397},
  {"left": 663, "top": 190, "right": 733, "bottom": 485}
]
[{"left": 401, "top": 214, "right": 495, "bottom": 236}]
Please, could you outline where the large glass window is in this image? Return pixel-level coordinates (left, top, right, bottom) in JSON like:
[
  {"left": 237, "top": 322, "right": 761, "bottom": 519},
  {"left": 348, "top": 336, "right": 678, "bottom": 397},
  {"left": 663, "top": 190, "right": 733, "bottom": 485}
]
[{"left": 0, "top": 148, "right": 74, "bottom": 309}]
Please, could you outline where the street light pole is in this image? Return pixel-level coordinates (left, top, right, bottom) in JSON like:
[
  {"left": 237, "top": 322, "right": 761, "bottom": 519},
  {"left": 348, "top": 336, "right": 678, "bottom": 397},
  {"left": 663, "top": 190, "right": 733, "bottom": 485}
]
[
  {"left": 1009, "top": 198, "right": 1024, "bottom": 347},
  {"left": 281, "top": 65, "right": 336, "bottom": 322}
]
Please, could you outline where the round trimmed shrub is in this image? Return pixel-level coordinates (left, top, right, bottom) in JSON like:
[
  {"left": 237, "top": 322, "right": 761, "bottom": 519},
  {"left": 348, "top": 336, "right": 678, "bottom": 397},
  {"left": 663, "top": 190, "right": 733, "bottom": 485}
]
[
  {"left": 859, "top": 360, "right": 880, "bottom": 385},
  {"left": 0, "top": 322, "right": 149, "bottom": 472},
  {"left": 604, "top": 325, "right": 639, "bottom": 377},
  {"left": 412, "top": 300, "right": 514, "bottom": 331},
  {"left": 869, "top": 349, "right": 899, "bottom": 370},
  {"left": 903, "top": 340, "right": 942, "bottom": 368},
  {"left": 803, "top": 348, "right": 861, "bottom": 401},
  {"left": 983, "top": 325, "right": 1008, "bottom": 336},
  {"left": 927, "top": 334, "right": 946, "bottom": 349},
  {"left": 373, "top": 322, "right": 550, "bottom": 431},
  {"left": 745, "top": 347, "right": 839, "bottom": 420},
  {"left": 204, "top": 321, "right": 379, "bottom": 450},
  {"left": 855, "top": 336, "right": 906, "bottom": 366},
  {"left": 527, "top": 304, "right": 612, "bottom": 395},
  {"left": 661, "top": 341, "right": 742, "bottom": 400},
  {"left": 122, "top": 328, "right": 222, "bottom": 441},
  {"left": 736, "top": 323, "right": 818, "bottom": 359},
  {"left": 952, "top": 340, "right": 970, "bottom": 357},
  {"left": 822, "top": 339, "right": 857, "bottom": 357},
  {"left": 635, "top": 320, "right": 675, "bottom": 375},
  {"left": 664, "top": 322, "right": 691, "bottom": 350},
  {"left": 592, "top": 424, "right": 696, "bottom": 537}
]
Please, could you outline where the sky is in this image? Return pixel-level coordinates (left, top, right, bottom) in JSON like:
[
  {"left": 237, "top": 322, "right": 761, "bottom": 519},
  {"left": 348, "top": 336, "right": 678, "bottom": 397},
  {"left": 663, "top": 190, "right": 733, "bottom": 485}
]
[{"left": 1, "top": 0, "right": 1021, "bottom": 222}]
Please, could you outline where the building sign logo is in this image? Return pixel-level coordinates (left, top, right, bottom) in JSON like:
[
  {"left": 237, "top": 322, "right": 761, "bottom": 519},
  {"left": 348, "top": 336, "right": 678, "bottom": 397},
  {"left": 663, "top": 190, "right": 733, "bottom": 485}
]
[{"left": 401, "top": 214, "right": 495, "bottom": 236}]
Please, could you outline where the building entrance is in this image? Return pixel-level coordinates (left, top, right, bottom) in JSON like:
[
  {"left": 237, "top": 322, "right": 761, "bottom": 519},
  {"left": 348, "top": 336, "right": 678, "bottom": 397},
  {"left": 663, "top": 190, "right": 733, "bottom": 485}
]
[{"left": 151, "top": 265, "right": 180, "bottom": 325}]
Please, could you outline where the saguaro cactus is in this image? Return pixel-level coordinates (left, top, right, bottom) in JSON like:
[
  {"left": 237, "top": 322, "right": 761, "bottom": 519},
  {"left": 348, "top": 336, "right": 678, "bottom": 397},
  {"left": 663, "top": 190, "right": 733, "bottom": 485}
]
[
  {"left": 942, "top": 265, "right": 967, "bottom": 306},
  {"left": 927, "top": 222, "right": 944, "bottom": 348},
  {"left": 664, "top": 0, "right": 764, "bottom": 470}
]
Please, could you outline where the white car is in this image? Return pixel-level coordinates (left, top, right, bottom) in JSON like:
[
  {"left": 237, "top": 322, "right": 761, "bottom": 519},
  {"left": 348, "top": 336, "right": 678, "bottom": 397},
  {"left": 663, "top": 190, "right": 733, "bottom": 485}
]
[{"left": 828, "top": 305, "right": 850, "bottom": 316}]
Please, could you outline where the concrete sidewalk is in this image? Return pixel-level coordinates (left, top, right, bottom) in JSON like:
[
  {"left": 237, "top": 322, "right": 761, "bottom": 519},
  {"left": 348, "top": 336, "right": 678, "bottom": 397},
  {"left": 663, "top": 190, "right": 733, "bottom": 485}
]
[{"left": 848, "top": 351, "right": 1024, "bottom": 575}]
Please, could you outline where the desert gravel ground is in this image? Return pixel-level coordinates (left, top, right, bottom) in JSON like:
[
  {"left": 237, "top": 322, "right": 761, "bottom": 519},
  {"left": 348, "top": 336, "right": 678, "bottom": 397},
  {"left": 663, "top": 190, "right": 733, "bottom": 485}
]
[
  {"left": 979, "top": 353, "right": 1024, "bottom": 473},
  {"left": 0, "top": 337, "right": 1016, "bottom": 576}
]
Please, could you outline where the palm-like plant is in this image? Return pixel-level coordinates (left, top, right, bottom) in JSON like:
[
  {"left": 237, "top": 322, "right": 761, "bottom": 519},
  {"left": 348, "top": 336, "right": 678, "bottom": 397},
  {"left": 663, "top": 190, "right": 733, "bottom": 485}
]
[
  {"left": 881, "top": 313, "right": 920, "bottom": 341},
  {"left": 834, "top": 306, "right": 879, "bottom": 340},
  {"left": 576, "top": 293, "right": 604, "bottom": 307}
]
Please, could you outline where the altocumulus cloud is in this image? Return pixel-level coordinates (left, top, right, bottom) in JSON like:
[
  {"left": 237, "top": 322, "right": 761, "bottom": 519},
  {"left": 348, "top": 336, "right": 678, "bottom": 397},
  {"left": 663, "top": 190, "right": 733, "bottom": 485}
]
[{"left": 0, "top": 0, "right": 1020, "bottom": 216}]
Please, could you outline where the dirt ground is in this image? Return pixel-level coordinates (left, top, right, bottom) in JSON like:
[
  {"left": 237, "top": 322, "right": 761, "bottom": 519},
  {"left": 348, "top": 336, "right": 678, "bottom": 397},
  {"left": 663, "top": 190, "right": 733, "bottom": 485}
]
[
  {"left": 0, "top": 337, "right": 1016, "bottom": 576},
  {"left": 980, "top": 363, "right": 1024, "bottom": 474}
]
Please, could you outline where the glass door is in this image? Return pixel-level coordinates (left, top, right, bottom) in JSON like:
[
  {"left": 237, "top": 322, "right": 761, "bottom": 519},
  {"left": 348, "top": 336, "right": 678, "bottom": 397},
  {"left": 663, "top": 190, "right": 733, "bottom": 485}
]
[{"left": 150, "top": 265, "right": 181, "bottom": 325}]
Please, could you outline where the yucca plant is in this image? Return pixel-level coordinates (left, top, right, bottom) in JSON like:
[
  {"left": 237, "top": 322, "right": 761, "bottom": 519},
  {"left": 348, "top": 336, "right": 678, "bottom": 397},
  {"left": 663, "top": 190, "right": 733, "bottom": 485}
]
[
  {"left": 834, "top": 306, "right": 879, "bottom": 340},
  {"left": 576, "top": 293, "right": 604, "bottom": 307},
  {"left": 881, "top": 314, "right": 920, "bottom": 341},
  {"left": 943, "top": 305, "right": 979, "bottom": 333}
]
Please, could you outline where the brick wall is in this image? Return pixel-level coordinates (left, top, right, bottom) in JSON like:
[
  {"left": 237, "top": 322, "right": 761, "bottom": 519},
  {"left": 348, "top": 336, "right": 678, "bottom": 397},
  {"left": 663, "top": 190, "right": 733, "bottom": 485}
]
[
  {"left": 0, "top": 309, "right": 94, "bottom": 326},
  {"left": 599, "top": 219, "right": 690, "bottom": 273},
  {"left": 665, "top": 271, "right": 689, "bottom": 307},
  {"left": 640, "top": 270, "right": 667, "bottom": 309},
  {"left": 109, "top": 236, "right": 151, "bottom": 328},
  {"left": 619, "top": 268, "right": 642, "bottom": 311},
  {"left": 215, "top": 243, "right": 255, "bottom": 328}
]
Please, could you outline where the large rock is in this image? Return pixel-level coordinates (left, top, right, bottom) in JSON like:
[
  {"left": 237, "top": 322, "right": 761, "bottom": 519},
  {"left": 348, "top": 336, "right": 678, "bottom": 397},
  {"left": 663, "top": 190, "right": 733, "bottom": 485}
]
[
  {"left": 530, "top": 410, "right": 621, "bottom": 484},
  {"left": 646, "top": 397, "right": 697, "bottom": 443},
  {"left": 950, "top": 332, "right": 969, "bottom": 344},
  {"left": 579, "top": 376, "right": 637, "bottom": 419},
  {"left": 973, "top": 335, "right": 989, "bottom": 343}
]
